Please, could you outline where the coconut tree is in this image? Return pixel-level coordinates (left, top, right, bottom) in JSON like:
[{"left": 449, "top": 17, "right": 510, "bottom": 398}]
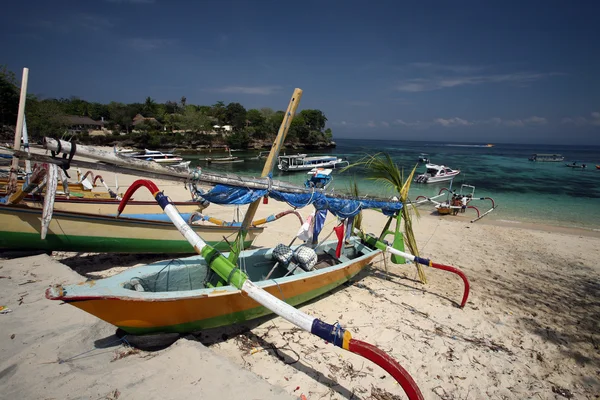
[{"left": 343, "top": 153, "right": 425, "bottom": 283}]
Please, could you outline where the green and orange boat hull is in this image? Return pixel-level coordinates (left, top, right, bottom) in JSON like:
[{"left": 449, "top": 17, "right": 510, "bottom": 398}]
[{"left": 46, "top": 238, "right": 381, "bottom": 334}]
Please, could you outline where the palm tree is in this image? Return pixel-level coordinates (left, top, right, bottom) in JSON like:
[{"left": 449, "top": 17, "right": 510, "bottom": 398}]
[
  {"left": 343, "top": 153, "right": 426, "bottom": 283},
  {"left": 143, "top": 97, "right": 156, "bottom": 117}
]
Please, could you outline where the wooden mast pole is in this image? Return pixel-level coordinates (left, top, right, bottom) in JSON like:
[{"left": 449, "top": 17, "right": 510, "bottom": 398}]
[
  {"left": 7, "top": 67, "right": 29, "bottom": 194},
  {"left": 228, "top": 88, "right": 303, "bottom": 263}
]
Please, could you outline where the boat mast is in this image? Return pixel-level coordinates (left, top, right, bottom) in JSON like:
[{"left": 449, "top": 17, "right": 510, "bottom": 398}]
[
  {"left": 6, "top": 67, "right": 29, "bottom": 195},
  {"left": 228, "top": 88, "right": 303, "bottom": 264}
]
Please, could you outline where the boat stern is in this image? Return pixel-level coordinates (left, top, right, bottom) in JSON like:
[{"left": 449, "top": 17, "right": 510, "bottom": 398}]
[{"left": 45, "top": 284, "right": 66, "bottom": 300}]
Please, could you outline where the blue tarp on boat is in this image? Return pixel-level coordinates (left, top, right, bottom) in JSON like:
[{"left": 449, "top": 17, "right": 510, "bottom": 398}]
[{"left": 200, "top": 184, "right": 402, "bottom": 218}]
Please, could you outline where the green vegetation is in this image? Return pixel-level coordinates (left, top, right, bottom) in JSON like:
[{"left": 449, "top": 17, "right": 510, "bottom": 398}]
[{"left": 0, "top": 66, "right": 335, "bottom": 150}]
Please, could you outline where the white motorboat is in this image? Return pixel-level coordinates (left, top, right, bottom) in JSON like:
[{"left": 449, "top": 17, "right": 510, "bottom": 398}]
[
  {"left": 414, "top": 163, "right": 460, "bottom": 183},
  {"left": 277, "top": 154, "right": 348, "bottom": 172},
  {"left": 129, "top": 149, "right": 184, "bottom": 164}
]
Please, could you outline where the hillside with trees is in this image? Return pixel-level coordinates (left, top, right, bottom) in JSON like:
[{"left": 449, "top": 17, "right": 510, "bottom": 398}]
[{"left": 0, "top": 67, "right": 335, "bottom": 150}]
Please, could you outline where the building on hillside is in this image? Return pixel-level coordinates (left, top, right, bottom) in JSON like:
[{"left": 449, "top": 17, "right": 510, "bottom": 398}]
[
  {"left": 211, "top": 124, "right": 233, "bottom": 135},
  {"left": 66, "top": 115, "right": 105, "bottom": 135},
  {"left": 132, "top": 114, "right": 160, "bottom": 127}
]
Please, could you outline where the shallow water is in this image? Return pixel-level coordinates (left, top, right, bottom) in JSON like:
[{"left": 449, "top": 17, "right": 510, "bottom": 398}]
[{"left": 183, "top": 139, "right": 600, "bottom": 230}]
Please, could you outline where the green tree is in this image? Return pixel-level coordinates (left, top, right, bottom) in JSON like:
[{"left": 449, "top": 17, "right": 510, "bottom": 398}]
[
  {"left": 225, "top": 102, "right": 247, "bottom": 130},
  {"left": 324, "top": 127, "right": 333, "bottom": 141},
  {"left": 260, "top": 107, "right": 274, "bottom": 119},
  {"left": 288, "top": 114, "right": 308, "bottom": 141},
  {"left": 88, "top": 102, "right": 109, "bottom": 121},
  {"left": 210, "top": 101, "right": 226, "bottom": 125},
  {"left": 181, "top": 107, "right": 211, "bottom": 132},
  {"left": 246, "top": 109, "right": 265, "bottom": 129},
  {"left": 267, "top": 111, "right": 285, "bottom": 136},
  {"left": 25, "top": 97, "right": 67, "bottom": 139},
  {"left": 108, "top": 102, "right": 137, "bottom": 133},
  {"left": 143, "top": 97, "right": 157, "bottom": 117},
  {"left": 0, "top": 65, "right": 18, "bottom": 127},
  {"left": 300, "top": 109, "right": 327, "bottom": 132},
  {"left": 226, "top": 131, "right": 250, "bottom": 149}
]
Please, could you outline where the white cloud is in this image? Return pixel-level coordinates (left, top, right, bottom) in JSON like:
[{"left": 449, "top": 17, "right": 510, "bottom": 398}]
[
  {"left": 393, "top": 119, "right": 425, "bottom": 127},
  {"left": 434, "top": 117, "right": 472, "bottom": 127},
  {"left": 381, "top": 121, "right": 390, "bottom": 127},
  {"left": 396, "top": 71, "right": 562, "bottom": 92},
  {"left": 561, "top": 112, "right": 600, "bottom": 126},
  {"left": 523, "top": 116, "right": 547, "bottom": 125},
  {"left": 391, "top": 116, "right": 549, "bottom": 129},
  {"left": 127, "top": 38, "right": 175, "bottom": 51},
  {"left": 215, "top": 86, "right": 282, "bottom": 95},
  {"left": 407, "top": 62, "right": 486, "bottom": 74},
  {"left": 367, "top": 121, "right": 377, "bottom": 128}
]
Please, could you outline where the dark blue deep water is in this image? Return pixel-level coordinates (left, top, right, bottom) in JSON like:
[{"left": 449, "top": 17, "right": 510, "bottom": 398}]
[{"left": 183, "top": 139, "right": 600, "bottom": 230}]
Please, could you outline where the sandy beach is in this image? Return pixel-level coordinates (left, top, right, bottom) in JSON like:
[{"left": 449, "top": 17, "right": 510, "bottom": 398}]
[{"left": 1, "top": 161, "right": 599, "bottom": 399}]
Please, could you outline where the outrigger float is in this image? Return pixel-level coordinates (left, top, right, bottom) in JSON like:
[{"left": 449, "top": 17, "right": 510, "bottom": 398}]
[{"left": 413, "top": 184, "right": 497, "bottom": 223}]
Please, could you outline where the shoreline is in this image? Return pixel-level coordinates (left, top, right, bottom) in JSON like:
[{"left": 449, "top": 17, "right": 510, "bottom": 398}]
[{"left": 1, "top": 155, "right": 599, "bottom": 399}]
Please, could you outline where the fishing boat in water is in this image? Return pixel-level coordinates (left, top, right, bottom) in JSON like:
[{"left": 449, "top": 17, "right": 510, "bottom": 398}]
[
  {"left": 565, "top": 161, "right": 587, "bottom": 169},
  {"left": 129, "top": 149, "right": 184, "bottom": 165},
  {"left": 414, "top": 163, "right": 460, "bottom": 183},
  {"left": 529, "top": 153, "right": 564, "bottom": 162},
  {"left": 278, "top": 154, "right": 348, "bottom": 172},
  {"left": 206, "top": 147, "right": 243, "bottom": 164},
  {"left": 304, "top": 168, "right": 333, "bottom": 189},
  {"left": 418, "top": 153, "right": 430, "bottom": 163}
]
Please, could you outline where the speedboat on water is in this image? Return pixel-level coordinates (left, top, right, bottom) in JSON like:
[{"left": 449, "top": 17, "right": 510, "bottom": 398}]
[
  {"left": 565, "top": 161, "right": 587, "bottom": 169},
  {"left": 304, "top": 168, "right": 333, "bottom": 189},
  {"left": 418, "top": 153, "right": 430, "bottom": 163},
  {"left": 129, "top": 149, "right": 184, "bottom": 164},
  {"left": 414, "top": 164, "right": 460, "bottom": 183}
]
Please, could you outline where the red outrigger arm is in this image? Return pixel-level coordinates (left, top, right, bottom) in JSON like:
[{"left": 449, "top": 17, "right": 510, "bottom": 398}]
[{"left": 360, "top": 231, "right": 470, "bottom": 308}]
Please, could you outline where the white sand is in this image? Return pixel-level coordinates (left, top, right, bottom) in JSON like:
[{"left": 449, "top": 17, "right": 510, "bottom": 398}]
[{"left": 1, "top": 156, "right": 600, "bottom": 399}]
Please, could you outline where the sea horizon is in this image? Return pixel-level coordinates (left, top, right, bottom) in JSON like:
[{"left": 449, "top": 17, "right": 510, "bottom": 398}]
[{"left": 183, "top": 138, "right": 600, "bottom": 231}]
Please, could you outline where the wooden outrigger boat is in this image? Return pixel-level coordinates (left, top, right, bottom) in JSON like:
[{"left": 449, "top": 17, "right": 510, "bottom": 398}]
[
  {"left": 46, "top": 237, "right": 379, "bottom": 334},
  {"left": 414, "top": 183, "right": 497, "bottom": 223},
  {"left": 21, "top": 195, "right": 206, "bottom": 216},
  {"left": 0, "top": 203, "right": 262, "bottom": 253}
]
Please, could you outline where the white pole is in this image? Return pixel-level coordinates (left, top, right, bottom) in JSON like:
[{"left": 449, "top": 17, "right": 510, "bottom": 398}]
[
  {"left": 22, "top": 118, "right": 32, "bottom": 176},
  {"left": 8, "top": 67, "right": 29, "bottom": 194}
]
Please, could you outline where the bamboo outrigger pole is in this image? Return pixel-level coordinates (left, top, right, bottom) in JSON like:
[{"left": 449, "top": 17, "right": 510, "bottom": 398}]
[
  {"left": 228, "top": 88, "right": 303, "bottom": 263},
  {"left": 7, "top": 67, "right": 29, "bottom": 195}
]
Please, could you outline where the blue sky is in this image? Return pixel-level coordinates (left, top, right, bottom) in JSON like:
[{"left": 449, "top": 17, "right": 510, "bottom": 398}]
[{"left": 2, "top": 0, "right": 599, "bottom": 144}]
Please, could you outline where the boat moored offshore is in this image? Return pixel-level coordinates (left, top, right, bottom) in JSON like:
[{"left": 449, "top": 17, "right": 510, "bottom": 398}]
[
  {"left": 528, "top": 153, "right": 564, "bottom": 162},
  {"left": 414, "top": 163, "right": 460, "bottom": 183},
  {"left": 277, "top": 154, "right": 348, "bottom": 172}
]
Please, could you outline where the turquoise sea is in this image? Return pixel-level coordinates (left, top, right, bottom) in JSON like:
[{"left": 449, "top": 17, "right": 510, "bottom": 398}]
[{"left": 183, "top": 139, "right": 600, "bottom": 230}]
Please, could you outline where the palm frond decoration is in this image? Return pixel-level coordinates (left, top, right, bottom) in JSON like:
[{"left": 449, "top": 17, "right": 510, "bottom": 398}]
[
  {"left": 342, "top": 153, "right": 426, "bottom": 283},
  {"left": 348, "top": 176, "right": 363, "bottom": 231}
]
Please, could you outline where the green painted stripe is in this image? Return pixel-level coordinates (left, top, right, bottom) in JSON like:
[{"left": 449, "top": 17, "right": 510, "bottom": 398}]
[
  {"left": 0, "top": 231, "right": 252, "bottom": 253},
  {"left": 118, "top": 271, "right": 360, "bottom": 335}
]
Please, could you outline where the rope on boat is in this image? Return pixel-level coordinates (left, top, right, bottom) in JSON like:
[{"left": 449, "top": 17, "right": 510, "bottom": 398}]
[{"left": 117, "top": 179, "right": 425, "bottom": 400}]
